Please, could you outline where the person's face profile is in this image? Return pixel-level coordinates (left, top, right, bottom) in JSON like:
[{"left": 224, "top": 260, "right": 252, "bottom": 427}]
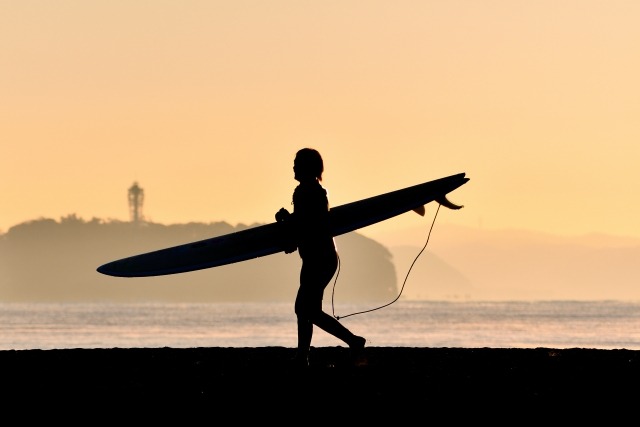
[{"left": 293, "top": 160, "right": 300, "bottom": 180}]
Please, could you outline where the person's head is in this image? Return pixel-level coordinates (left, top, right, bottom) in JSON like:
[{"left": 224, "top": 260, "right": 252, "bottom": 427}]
[{"left": 294, "top": 148, "right": 324, "bottom": 182}]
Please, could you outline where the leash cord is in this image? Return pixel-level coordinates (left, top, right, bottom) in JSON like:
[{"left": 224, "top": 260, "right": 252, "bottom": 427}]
[{"left": 331, "top": 203, "right": 442, "bottom": 320}]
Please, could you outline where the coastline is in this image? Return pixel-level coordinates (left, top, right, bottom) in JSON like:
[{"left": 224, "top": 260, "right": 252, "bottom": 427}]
[{"left": 2, "top": 346, "right": 639, "bottom": 418}]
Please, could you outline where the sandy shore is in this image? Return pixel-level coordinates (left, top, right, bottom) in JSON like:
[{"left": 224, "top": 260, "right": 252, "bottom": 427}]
[{"left": 2, "top": 346, "right": 638, "bottom": 420}]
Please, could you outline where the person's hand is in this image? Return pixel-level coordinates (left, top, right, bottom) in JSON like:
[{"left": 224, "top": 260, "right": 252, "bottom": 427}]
[{"left": 275, "top": 207, "right": 290, "bottom": 222}]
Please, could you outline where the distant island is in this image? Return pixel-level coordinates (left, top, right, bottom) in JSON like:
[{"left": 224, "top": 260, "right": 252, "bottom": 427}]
[{"left": 0, "top": 215, "right": 398, "bottom": 303}]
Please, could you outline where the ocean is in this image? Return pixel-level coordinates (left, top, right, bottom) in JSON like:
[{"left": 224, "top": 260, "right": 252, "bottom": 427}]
[{"left": 2, "top": 300, "right": 639, "bottom": 351}]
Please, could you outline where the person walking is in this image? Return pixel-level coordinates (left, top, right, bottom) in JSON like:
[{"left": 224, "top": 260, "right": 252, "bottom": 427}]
[{"left": 276, "top": 148, "right": 366, "bottom": 368}]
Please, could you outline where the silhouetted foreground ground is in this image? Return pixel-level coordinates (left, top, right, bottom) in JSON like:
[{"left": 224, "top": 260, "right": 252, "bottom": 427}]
[{"left": 2, "top": 346, "right": 638, "bottom": 420}]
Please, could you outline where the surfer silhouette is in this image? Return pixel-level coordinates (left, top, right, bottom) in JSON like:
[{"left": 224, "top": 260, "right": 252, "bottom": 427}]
[{"left": 276, "top": 148, "right": 366, "bottom": 368}]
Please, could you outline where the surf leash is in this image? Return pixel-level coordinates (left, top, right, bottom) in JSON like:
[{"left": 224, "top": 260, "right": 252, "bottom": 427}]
[{"left": 331, "top": 203, "right": 442, "bottom": 320}]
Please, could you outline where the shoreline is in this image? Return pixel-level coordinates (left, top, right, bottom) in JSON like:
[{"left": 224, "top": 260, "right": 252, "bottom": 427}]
[{"left": 3, "top": 346, "right": 639, "bottom": 418}]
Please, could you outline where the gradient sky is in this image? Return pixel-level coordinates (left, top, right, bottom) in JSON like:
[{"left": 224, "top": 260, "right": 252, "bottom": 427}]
[{"left": 2, "top": 1, "right": 639, "bottom": 248}]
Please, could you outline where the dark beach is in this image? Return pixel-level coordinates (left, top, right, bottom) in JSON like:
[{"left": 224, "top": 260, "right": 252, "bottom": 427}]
[{"left": 2, "top": 346, "right": 639, "bottom": 420}]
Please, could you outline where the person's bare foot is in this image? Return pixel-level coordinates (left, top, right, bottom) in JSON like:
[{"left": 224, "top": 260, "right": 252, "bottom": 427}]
[{"left": 350, "top": 335, "right": 366, "bottom": 350}]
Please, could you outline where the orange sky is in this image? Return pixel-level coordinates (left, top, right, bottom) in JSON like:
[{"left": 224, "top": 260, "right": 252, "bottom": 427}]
[{"left": 2, "top": 1, "right": 639, "bottom": 248}]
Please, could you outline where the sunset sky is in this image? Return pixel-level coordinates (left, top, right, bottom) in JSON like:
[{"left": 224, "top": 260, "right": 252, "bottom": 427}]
[{"left": 2, "top": 1, "right": 639, "bottom": 248}]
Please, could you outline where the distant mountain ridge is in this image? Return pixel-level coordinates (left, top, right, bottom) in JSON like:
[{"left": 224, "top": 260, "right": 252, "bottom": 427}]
[{"left": 382, "top": 224, "right": 640, "bottom": 301}]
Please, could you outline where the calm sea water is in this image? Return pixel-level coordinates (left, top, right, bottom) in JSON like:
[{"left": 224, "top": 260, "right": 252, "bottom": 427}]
[{"left": 2, "top": 300, "right": 639, "bottom": 350}]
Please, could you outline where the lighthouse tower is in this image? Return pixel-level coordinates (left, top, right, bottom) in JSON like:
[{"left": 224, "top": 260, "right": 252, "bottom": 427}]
[{"left": 128, "top": 181, "right": 144, "bottom": 224}]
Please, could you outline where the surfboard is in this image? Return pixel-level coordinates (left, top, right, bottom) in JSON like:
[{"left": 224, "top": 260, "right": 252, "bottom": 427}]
[{"left": 97, "top": 172, "right": 469, "bottom": 277}]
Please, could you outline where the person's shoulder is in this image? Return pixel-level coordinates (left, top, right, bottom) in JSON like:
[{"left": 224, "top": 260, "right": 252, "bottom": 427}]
[
  {"left": 294, "top": 180, "right": 326, "bottom": 199},
  {"left": 293, "top": 183, "right": 304, "bottom": 195},
  {"left": 309, "top": 181, "right": 327, "bottom": 197}
]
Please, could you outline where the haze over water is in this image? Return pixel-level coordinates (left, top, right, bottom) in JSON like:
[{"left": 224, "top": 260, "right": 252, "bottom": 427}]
[{"left": 3, "top": 300, "right": 639, "bottom": 351}]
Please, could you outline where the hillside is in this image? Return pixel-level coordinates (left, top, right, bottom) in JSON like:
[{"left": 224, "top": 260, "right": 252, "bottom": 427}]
[{"left": 0, "top": 216, "right": 397, "bottom": 303}]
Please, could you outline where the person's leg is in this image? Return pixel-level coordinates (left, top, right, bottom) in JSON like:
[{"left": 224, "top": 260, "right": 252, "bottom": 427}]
[
  {"left": 295, "top": 315, "right": 313, "bottom": 366},
  {"left": 294, "top": 268, "right": 317, "bottom": 366},
  {"left": 299, "top": 257, "right": 366, "bottom": 349},
  {"left": 311, "top": 310, "right": 363, "bottom": 346}
]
